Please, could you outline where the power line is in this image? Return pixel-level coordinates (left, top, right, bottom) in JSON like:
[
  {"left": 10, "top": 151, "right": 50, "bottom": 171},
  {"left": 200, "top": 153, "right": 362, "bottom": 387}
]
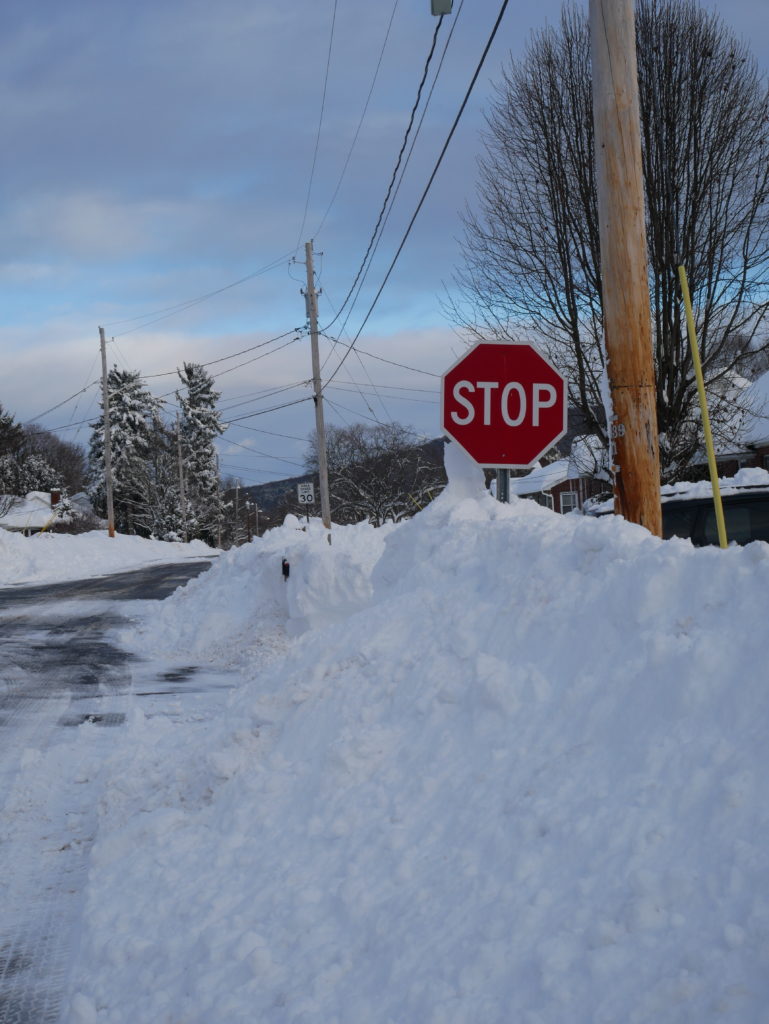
[
  {"left": 208, "top": 335, "right": 303, "bottom": 380},
  {"left": 295, "top": 0, "right": 339, "bottom": 250},
  {"left": 227, "top": 395, "right": 314, "bottom": 424},
  {"left": 323, "top": 0, "right": 511, "bottom": 390},
  {"left": 325, "top": 337, "right": 440, "bottom": 378},
  {"left": 23, "top": 381, "right": 100, "bottom": 425},
  {"left": 224, "top": 423, "right": 307, "bottom": 442},
  {"left": 324, "top": 396, "right": 386, "bottom": 427},
  {"left": 321, "top": 15, "right": 446, "bottom": 334},
  {"left": 104, "top": 252, "right": 293, "bottom": 332},
  {"left": 218, "top": 380, "right": 311, "bottom": 414},
  {"left": 322, "top": 1, "right": 464, "bottom": 342},
  {"left": 320, "top": 290, "right": 392, "bottom": 421},
  {"left": 326, "top": 379, "right": 437, "bottom": 394},
  {"left": 313, "top": 0, "right": 400, "bottom": 239},
  {"left": 326, "top": 384, "right": 438, "bottom": 405}
]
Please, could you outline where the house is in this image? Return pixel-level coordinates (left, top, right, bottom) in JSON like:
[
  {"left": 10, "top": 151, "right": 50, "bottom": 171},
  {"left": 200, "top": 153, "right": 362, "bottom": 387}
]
[
  {"left": 506, "top": 457, "right": 607, "bottom": 513},
  {"left": 703, "top": 369, "right": 769, "bottom": 477},
  {"left": 0, "top": 491, "right": 66, "bottom": 536}
]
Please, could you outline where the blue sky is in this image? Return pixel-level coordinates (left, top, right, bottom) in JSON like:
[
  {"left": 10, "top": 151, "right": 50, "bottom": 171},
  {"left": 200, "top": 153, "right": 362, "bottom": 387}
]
[{"left": 2, "top": 0, "right": 768, "bottom": 485}]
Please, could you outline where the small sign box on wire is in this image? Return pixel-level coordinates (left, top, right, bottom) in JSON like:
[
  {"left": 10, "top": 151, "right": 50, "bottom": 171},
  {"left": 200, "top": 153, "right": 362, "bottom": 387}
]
[{"left": 297, "top": 482, "right": 315, "bottom": 505}]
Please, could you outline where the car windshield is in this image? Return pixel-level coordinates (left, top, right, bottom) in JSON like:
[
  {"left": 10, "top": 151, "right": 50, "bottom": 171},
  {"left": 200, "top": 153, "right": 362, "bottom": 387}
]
[{"left": 702, "top": 498, "right": 769, "bottom": 545}]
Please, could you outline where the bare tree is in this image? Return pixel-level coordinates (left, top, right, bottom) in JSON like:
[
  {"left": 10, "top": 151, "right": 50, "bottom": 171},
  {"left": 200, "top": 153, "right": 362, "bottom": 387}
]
[
  {"left": 455, "top": 0, "right": 769, "bottom": 478},
  {"left": 305, "top": 423, "right": 446, "bottom": 526}
]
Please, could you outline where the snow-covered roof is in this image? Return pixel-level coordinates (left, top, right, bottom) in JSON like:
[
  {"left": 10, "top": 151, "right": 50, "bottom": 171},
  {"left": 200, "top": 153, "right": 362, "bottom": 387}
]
[
  {"left": 0, "top": 492, "right": 59, "bottom": 531},
  {"left": 509, "top": 459, "right": 572, "bottom": 496},
  {"left": 735, "top": 369, "right": 769, "bottom": 446}
]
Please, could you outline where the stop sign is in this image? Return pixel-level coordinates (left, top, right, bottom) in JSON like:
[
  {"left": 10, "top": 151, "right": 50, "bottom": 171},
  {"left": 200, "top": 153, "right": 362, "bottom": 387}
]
[{"left": 441, "top": 342, "right": 567, "bottom": 468}]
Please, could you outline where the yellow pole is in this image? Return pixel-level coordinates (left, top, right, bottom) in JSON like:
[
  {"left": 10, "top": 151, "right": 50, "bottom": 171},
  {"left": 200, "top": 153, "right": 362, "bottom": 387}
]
[{"left": 677, "top": 265, "right": 728, "bottom": 549}]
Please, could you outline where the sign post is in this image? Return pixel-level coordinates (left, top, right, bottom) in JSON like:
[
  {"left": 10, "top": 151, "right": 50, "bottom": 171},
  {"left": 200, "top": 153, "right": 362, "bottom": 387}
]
[
  {"left": 297, "top": 482, "right": 315, "bottom": 524},
  {"left": 441, "top": 342, "right": 567, "bottom": 468}
]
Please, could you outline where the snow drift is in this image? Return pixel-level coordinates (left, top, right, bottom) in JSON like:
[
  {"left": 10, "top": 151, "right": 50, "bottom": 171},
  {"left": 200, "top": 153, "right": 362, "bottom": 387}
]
[{"left": 68, "top": 447, "right": 769, "bottom": 1022}]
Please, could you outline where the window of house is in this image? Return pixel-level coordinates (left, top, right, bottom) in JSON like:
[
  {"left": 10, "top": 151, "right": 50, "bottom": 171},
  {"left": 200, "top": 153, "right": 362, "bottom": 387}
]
[
  {"left": 537, "top": 492, "right": 554, "bottom": 510},
  {"left": 560, "top": 491, "right": 579, "bottom": 514}
]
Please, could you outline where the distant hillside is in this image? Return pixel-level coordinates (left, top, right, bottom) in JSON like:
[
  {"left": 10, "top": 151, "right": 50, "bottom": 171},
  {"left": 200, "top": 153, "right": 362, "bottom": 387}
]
[
  {"left": 240, "top": 473, "right": 315, "bottom": 513},
  {"left": 240, "top": 438, "right": 447, "bottom": 515}
]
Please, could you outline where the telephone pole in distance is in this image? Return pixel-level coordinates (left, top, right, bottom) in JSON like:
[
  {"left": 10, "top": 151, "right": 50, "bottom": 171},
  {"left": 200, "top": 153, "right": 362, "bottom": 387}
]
[
  {"left": 303, "top": 240, "right": 332, "bottom": 538},
  {"left": 98, "top": 327, "right": 116, "bottom": 538}
]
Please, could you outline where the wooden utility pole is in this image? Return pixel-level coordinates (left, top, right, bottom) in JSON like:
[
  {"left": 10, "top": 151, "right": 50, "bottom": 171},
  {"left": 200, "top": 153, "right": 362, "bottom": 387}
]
[
  {"left": 98, "top": 327, "right": 116, "bottom": 538},
  {"left": 176, "top": 413, "right": 187, "bottom": 543},
  {"left": 590, "top": 0, "right": 661, "bottom": 535},
  {"left": 234, "top": 480, "right": 240, "bottom": 546},
  {"left": 303, "top": 240, "right": 332, "bottom": 538}
]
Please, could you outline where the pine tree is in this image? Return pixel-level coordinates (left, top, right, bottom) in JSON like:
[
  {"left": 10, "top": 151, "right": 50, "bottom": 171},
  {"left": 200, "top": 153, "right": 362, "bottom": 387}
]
[
  {"left": 133, "top": 413, "right": 187, "bottom": 541},
  {"left": 0, "top": 404, "right": 61, "bottom": 504},
  {"left": 0, "top": 403, "right": 24, "bottom": 457},
  {"left": 176, "top": 363, "right": 225, "bottom": 545},
  {"left": 88, "top": 368, "right": 158, "bottom": 535}
]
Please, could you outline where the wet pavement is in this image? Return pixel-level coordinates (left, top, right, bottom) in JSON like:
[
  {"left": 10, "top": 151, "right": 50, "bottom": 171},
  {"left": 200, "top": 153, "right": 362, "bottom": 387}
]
[{"left": 0, "top": 559, "right": 231, "bottom": 1024}]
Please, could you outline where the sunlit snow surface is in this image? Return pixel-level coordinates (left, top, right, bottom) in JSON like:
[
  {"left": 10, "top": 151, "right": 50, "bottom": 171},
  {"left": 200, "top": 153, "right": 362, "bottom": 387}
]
[
  {"left": 35, "top": 451, "right": 769, "bottom": 1022},
  {"left": 0, "top": 530, "right": 214, "bottom": 586}
]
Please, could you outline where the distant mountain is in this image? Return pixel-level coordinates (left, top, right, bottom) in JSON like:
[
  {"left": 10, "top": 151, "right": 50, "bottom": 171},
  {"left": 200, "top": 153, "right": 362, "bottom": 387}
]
[{"left": 238, "top": 473, "right": 315, "bottom": 513}]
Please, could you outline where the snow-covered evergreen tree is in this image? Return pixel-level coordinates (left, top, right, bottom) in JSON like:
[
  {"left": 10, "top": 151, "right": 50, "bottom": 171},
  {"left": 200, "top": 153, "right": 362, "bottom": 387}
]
[
  {"left": 0, "top": 452, "right": 60, "bottom": 496},
  {"left": 176, "top": 362, "right": 225, "bottom": 546},
  {"left": 88, "top": 367, "right": 159, "bottom": 535},
  {"left": 135, "top": 413, "right": 186, "bottom": 541},
  {"left": 0, "top": 404, "right": 62, "bottom": 500}
]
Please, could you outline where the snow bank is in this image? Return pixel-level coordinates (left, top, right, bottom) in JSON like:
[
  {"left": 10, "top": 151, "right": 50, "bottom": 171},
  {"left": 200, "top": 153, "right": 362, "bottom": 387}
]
[
  {"left": 0, "top": 530, "right": 213, "bottom": 586},
  {"left": 69, "top": 447, "right": 769, "bottom": 1022},
  {"left": 131, "top": 516, "right": 395, "bottom": 662}
]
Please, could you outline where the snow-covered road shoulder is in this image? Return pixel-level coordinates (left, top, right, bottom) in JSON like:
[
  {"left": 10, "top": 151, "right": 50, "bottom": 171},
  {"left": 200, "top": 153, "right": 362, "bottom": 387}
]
[{"left": 0, "top": 530, "right": 215, "bottom": 587}]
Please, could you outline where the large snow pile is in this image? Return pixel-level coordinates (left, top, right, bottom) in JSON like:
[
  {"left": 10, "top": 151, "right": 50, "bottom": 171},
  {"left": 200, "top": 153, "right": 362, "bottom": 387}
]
[
  {"left": 0, "top": 530, "right": 213, "bottom": 585},
  {"left": 69, "top": 447, "right": 769, "bottom": 1022}
]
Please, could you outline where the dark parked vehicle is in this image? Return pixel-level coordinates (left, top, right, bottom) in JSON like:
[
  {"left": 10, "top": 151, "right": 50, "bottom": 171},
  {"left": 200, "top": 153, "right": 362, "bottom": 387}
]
[
  {"left": 661, "top": 487, "right": 769, "bottom": 546},
  {"left": 585, "top": 483, "right": 769, "bottom": 546}
]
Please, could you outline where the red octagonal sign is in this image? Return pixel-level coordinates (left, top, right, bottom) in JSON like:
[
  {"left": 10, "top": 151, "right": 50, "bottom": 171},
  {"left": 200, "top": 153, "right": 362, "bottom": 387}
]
[{"left": 441, "top": 342, "right": 567, "bottom": 468}]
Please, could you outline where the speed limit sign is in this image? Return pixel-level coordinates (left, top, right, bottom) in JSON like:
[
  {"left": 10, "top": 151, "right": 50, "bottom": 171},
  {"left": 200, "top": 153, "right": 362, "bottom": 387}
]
[{"left": 297, "top": 482, "right": 315, "bottom": 505}]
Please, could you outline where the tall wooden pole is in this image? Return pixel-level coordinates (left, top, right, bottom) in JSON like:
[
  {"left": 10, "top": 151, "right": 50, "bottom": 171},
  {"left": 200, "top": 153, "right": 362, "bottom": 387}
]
[
  {"left": 176, "top": 413, "right": 187, "bottom": 543},
  {"left": 590, "top": 0, "right": 661, "bottom": 535},
  {"left": 304, "top": 240, "right": 332, "bottom": 538},
  {"left": 98, "top": 327, "right": 116, "bottom": 538}
]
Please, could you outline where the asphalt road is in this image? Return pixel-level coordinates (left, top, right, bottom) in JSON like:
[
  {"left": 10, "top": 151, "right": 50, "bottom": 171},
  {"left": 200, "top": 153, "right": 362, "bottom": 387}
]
[
  {"left": 0, "top": 558, "right": 216, "bottom": 1024},
  {"left": 0, "top": 558, "right": 214, "bottom": 608}
]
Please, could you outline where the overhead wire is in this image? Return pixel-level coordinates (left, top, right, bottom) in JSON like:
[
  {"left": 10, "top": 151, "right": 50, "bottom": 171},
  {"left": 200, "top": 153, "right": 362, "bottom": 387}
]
[
  {"left": 326, "top": 384, "right": 438, "bottom": 405},
  {"left": 23, "top": 381, "right": 100, "bottom": 425},
  {"left": 218, "top": 380, "right": 311, "bottom": 414},
  {"left": 295, "top": 0, "right": 339, "bottom": 251},
  {"left": 313, "top": 0, "right": 400, "bottom": 239},
  {"left": 320, "top": 290, "right": 392, "bottom": 421},
  {"left": 224, "top": 423, "right": 307, "bottom": 442},
  {"left": 323, "top": 0, "right": 511, "bottom": 392},
  {"left": 323, "top": 0, "right": 465, "bottom": 343},
  {"left": 351, "top": 344, "right": 441, "bottom": 378},
  {"left": 321, "top": 15, "right": 446, "bottom": 334},
  {"left": 104, "top": 252, "right": 293, "bottom": 333},
  {"left": 226, "top": 395, "right": 314, "bottom": 424}
]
